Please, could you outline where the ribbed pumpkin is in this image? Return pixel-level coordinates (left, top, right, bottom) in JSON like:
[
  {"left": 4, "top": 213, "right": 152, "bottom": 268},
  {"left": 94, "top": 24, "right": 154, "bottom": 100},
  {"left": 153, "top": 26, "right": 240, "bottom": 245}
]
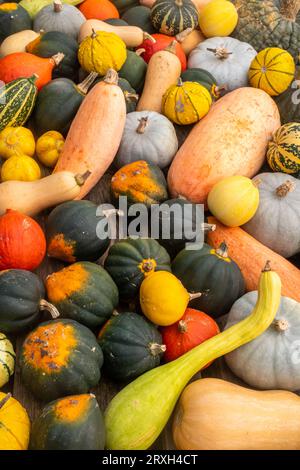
[
  {"left": 36, "top": 130, "right": 64, "bottom": 167},
  {"left": 0, "top": 393, "right": 30, "bottom": 450},
  {"left": 267, "top": 123, "right": 300, "bottom": 174},
  {"left": 1, "top": 154, "right": 41, "bottom": 182},
  {"left": 78, "top": 30, "right": 126, "bottom": 75},
  {"left": 150, "top": 0, "right": 198, "bottom": 36},
  {"left": 0, "top": 3, "right": 32, "bottom": 42},
  {"left": 0, "top": 126, "right": 35, "bottom": 159},
  {"left": 20, "top": 319, "right": 103, "bottom": 401},
  {"left": 249, "top": 47, "right": 295, "bottom": 96},
  {"left": 162, "top": 78, "right": 212, "bottom": 125},
  {"left": 46, "top": 262, "right": 119, "bottom": 329},
  {"left": 104, "top": 238, "right": 171, "bottom": 300},
  {"left": 0, "top": 333, "right": 15, "bottom": 388}
]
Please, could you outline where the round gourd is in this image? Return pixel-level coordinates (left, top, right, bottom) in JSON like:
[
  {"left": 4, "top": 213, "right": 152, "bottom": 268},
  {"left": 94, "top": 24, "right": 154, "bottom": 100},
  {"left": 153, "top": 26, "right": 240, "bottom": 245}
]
[
  {"left": 249, "top": 47, "right": 295, "bottom": 96},
  {"left": 150, "top": 0, "right": 198, "bottom": 36},
  {"left": 207, "top": 175, "right": 260, "bottom": 227},
  {"left": 188, "top": 37, "right": 257, "bottom": 92},
  {"left": 98, "top": 312, "right": 166, "bottom": 381},
  {"left": 34, "top": 0, "right": 86, "bottom": 40},
  {"left": 138, "top": 33, "right": 187, "bottom": 71},
  {"left": 46, "top": 200, "right": 110, "bottom": 263},
  {"left": 104, "top": 237, "right": 171, "bottom": 300},
  {"left": 0, "top": 393, "right": 30, "bottom": 450},
  {"left": 0, "top": 209, "right": 46, "bottom": 271},
  {"left": 79, "top": 0, "right": 119, "bottom": 19},
  {"left": 46, "top": 262, "right": 119, "bottom": 329},
  {"left": 111, "top": 160, "right": 168, "bottom": 209},
  {"left": 199, "top": 0, "right": 238, "bottom": 37},
  {"left": 0, "top": 126, "right": 35, "bottom": 159},
  {"left": 0, "top": 333, "right": 15, "bottom": 388},
  {"left": 140, "top": 270, "right": 201, "bottom": 326},
  {"left": 225, "top": 292, "right": 300, "bottom": 391},
  {"left": 1, "top": 155, "right": 41, "bottom": 182},
  {"left": 180, "top": 68, "right": 220, "bottom": 99},
  {"left": 172, "top": 243, "right": 246, "bottom": 318},
  {"left": 30, "top": 394, "right": 105, "bottom": 450},
  {"left": 0, "top": 3, "right": 32, "bottom": 42},
  {"left": 0, "top": 30, "right": 39, "bottom": 57},
  {"left": 115, "top": 111, "right": 178, "bottom": 169},
  {"left": 243, "top": 173, "right": 300, "bottom": 258},
  {"left": 20, "top": 319, "right": 103, "bottom": 401},
  {"left": 119, "top": 49, "right": 147, "bottom": 92},
  {"left": 36, "top": 131, "right": 65, "bottom": 167},
  {"left": 78, "top": 30, "right": 126, "bottom": 75},
  {"left": 0, "top": 269, "right": 59, "bottom": 334},
  {"left": 162, "top": 79, "right": 212, "bottom": 125},
  {"left": 267, "top": 123, "right": 300, "bottom": 174},
  {"left": 122, "top": 5, "right": 156, "bottom": 33}
]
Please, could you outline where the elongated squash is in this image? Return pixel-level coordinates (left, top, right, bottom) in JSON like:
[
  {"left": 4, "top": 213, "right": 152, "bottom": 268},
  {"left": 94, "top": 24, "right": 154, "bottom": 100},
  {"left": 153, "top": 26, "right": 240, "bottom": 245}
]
[
  {"left": 105, "top": 262, "right": 281, "bottom": 450},
  {"left": 175, "top": 28, "right": 205, "bottom": 55},
  {"left": 54, "top": 69, "right": 126, "bottom": 199}
]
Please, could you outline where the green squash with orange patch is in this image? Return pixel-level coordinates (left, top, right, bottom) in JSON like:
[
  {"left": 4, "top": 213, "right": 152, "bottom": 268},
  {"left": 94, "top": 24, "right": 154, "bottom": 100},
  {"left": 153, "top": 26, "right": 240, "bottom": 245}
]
[
  {"left": 46, "top": 200, "right": 110, "bottom": 263},
  {"left": 0, "top": 3, "right": 32, "bottom": 42},
  {"left": 30, "top": 393, "right": 105, "bottom": 450},
  {"left": 20, "top": 319, "right": 103, "bottom": 401},
  {"left": 46, "top": 262, "right": 119, "bottom": 329}
]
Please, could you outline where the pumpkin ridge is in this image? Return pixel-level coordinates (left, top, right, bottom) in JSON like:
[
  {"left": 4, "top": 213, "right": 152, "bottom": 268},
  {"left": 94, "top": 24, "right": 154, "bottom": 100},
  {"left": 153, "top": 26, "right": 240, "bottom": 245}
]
[
  {"left": 263, "top": 73, "right": 280, "bottom": 95},
  {"left": 183, "top": 87, "right": 200, "bottom": 122}
]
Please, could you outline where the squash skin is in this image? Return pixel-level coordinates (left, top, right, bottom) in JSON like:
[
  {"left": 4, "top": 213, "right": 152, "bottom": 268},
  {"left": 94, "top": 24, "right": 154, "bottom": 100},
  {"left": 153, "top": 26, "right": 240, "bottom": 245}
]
[
  {"left": 119, "top": 49, "right": 147, "bottom": 93},
  {"left": 92, "top": 76, "right": 138, "bottom": 113},
  {"left": 0, "top": 3, "right": 32, "bottom": 42},
  {"left": 20, "top": 319, "right": 103, "bottom": 401},
  {"left": 46, "top": 262, "right": 119, "bottom": 329},
  {"left": 0, "top": 29, "right": 39, "bottom": 57},
  {"left": 79, "top": 0, "right": 119, "bottom": 20},
  {"left": 33, "top": 1, "right": 85, "bottom": 40},
  {"left": 150, "top": 0, "right": 198, "bottom": 36},
  {"left": 0, "top": 333, "right": 15, "bottom": 388},
  {"left": 30, "top": 394, "right": 105, "bottom": 450},
  {"left": 104, "top": 238, "right": 171, "bottom": 300},
  {"left": 139, "top": 33, "right": 187, "bottom": 71},
  {"left": 199, "top": 0, "right": 238, "bottom": 37},
  {"left": 180, "top": 68, "right": 219, "bottom": 98},
  {"left": 267, "top": 123, "right": 300, "bottom": 174},
  {"left": 122, "top": 5, "right": 156, "bottom": 33},
  {"left": 275, "top": 75, "right": 300, "bottom": 123},
  {"left": 78, "top": 18, "right": 144, "bottom": 46},
  {"left": 0, "top": 392, "right": 30, "bottom": 450}
]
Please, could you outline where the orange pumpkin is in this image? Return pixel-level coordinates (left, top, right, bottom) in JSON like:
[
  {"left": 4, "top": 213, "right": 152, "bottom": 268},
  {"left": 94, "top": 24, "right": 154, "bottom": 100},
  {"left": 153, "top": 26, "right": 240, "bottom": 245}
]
[{"left": 79, "top": 0, "right": 119, "bottom": 20}]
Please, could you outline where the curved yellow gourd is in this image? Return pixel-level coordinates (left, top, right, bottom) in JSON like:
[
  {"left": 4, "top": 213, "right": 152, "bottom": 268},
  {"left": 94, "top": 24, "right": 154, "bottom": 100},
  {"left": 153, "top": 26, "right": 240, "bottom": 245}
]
[
  {"left": 36, "top": 131, "right": 65, "bottom": 168},
  {"left": 105, "top": 262, "right": 281, "bottom": 450},
  {"left": 0, "top": 126, "right": 35, "bottom": 159},
  {"left": 1, "top": 155, "right": 41, "bottom": 182},
  {"left": 0, "top": 393, "right": 30, "bottom": 450}
]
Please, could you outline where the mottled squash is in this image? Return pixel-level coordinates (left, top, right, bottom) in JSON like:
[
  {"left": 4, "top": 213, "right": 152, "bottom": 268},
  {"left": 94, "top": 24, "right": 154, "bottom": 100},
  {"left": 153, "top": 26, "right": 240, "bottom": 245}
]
[{"left": 267, "top": 123, "right": 300, "bottom": 174}]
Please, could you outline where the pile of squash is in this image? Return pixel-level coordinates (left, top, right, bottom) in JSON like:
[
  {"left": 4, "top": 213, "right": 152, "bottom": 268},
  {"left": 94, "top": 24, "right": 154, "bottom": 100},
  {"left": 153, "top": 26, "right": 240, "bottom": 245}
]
[{"left": 0, "top": 0, "right": 300, "bottom": 452}]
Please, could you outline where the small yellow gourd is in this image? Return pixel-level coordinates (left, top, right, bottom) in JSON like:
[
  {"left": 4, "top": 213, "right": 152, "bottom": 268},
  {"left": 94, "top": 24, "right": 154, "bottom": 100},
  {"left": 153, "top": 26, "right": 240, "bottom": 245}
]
[
  {"left": 0, "top": 393, "right": 30, "bottom": 450},
  {"left": 207, "top": 175, "right": 259, "bottom": 227},
  {"left": 139, "top": 271, "right": 201, "bottom": 326},
  {"left": 199, "top": 0, "right": 238, "bottom": 37},
  {"left": 1, "top": 155, "right": 41, "bottom": 182},
  {"left": 0, "top": 333, "right": 15, "bottom": 389},
  {"left": 36, "top": 131, "right": 65, "bottom": 168},
  {"left": 162, "top": 79, "right": 212, "bottom": 125},
  {"left": 249, "top": 47, "right": 295, "bottom": 96},
  {"left": 78, "top": 30, "right": 127, "bottom": 76},
  {"left": 0, "top": 127, "right": 35, "bottom": 159}
]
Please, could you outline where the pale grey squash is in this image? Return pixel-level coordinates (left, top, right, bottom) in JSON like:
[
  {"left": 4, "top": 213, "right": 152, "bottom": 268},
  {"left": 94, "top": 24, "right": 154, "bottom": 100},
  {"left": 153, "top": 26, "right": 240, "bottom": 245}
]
[
  {"left": 115, "top": 111, "right": 178, "bottom": 169},
  {"left": 243, "top": 172, "right": 300, "bottom": 258},
  {"left": 225, "top": 291, "right": 300, "bottom": 391},
  {"left": 188, "top": 36, "right": 257, "bottom": 92},
  {"left": 33, "top": 0, "right": 85, "bottom": 40}
]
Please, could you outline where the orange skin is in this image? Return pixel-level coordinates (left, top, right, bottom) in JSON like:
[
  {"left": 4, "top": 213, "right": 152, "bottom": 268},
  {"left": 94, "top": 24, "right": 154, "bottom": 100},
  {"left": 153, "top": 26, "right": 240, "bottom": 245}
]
[{"left": 79, "top": 0, "right": 119, "bottom": 20}]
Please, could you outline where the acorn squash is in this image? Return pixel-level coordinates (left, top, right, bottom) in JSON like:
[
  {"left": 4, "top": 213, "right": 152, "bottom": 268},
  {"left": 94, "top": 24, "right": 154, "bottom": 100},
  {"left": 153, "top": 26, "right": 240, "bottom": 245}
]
[
  {"left": 150, "top": 0, "right": 198, "bottom": 36},
  {"left": 119, "top": 49, "right": 147, "bottom": 93},
  {"left": 0, "top": 3, "right": 31, "bottom": 41}
]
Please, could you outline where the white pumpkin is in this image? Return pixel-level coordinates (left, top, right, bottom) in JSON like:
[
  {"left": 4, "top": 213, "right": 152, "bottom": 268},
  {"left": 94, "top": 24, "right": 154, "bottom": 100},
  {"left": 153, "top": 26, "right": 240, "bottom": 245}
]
[
  {"left": 0, "top": 333, "right": 15, "bottom": 388},
  {"left": 225, "top": 292, "right": 300, "bottom": 391},
  {"left": 188, "top": 36, "right": 257, "bottom": 92},
  {"left": 243, "top": 173, "right": 300, "bottom": 258},
  {"left": 115, "top": 111, "right": 178, "bottom": 169}
]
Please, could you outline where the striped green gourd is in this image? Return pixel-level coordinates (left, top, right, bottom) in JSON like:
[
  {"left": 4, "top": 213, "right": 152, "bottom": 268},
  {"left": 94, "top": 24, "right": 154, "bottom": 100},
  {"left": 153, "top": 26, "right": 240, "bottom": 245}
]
[
  {"left": 267, "top": 122, "right": 300, "bottom": 174},
  {"left": 0, "top": 332, "right": 15, "bottom": 388},
  {"left": 0, "top": 75, "right": 38, "bottom": 131}
]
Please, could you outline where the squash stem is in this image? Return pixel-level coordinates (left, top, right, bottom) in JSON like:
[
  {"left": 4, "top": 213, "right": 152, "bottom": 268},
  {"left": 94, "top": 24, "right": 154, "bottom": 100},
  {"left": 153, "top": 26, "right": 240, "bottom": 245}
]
[
  {"left": 91, "top": 28, "right": 97, "bottom": 39},
  {"left": 149, "top": 343, "right": 166, "bottom": 356},
  {"left": 0, "top": 393, "right": 11, "bottom": 410},
  {"left": 276, "top": 180, "right": 296, "bottom": 197},
  {"left": 136, "top": 48, "right": 146, "bottom": 56},
  {"left": 207, "top": 47, "right": 232, "bottom": 60},
  {"left": 136, "top": 117, "right": 148, "bottom": 134},
  {"left": 189, "top": 292, "right": 202, "bottom": 301},
  {"left": 280, "top": 0, "right": 300, "bottom": 20},
  {"left": 124, "top": 91, "right": 139, "bottom": 103},
  {"left": 178, "top": 320, "right": 187, "bottom": 333},
  {"left": 104, "top": 69, "right": 119, "bottom": 85},
  {"left": 202, "top": 222, "right": 216, "bottom": 233},
  {"left": 51, "top": 52, "right": 65, "bottom": 67},
  {"left": 216, "top": 241, "right": 229, "bottom": 258},
  {"left": 143, "top": 32, "right": 155, "bottom": 43},
  {"left": 53, "top": 0, "right": 63, "bottom": 12},
  {"left": 77, "top": 72, "right": 99, "bottom": 95},
  {"left": 165, "top": 40, "right": 178, "bottom": 55},
  {"left": 75, "top": 171, "right": 91, "bottom": 186},
  {"left": 39, "top": 300, "right": 60, "bottom": 319},
  {"left": 175, "top": 0, "right": 183, "bottom": 6},
  {"left": 274, "top": 319, "right": 289, "bottom": 332}
]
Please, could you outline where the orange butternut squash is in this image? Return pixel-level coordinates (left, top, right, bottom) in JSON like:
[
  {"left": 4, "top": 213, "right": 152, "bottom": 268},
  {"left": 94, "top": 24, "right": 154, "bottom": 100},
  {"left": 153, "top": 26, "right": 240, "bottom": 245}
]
[
  {"left": 207, "top": 216, "right": 300, "bottom": 302},
  {"left": 54, "top": 69, "right": 126, "bottom": 199}
]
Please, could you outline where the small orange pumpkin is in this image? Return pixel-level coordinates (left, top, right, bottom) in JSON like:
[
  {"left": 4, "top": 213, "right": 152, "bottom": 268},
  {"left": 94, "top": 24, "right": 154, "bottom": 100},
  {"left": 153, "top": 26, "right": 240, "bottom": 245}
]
[{"left": 79, "top": 0, "right": 119, "bottom": 20}]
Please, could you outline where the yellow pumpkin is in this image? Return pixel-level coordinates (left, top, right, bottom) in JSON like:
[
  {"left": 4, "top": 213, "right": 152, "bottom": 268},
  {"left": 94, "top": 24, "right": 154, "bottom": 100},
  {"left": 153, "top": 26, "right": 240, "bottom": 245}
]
[
  {"left": 0, "top": 127, "right": 35, "bottom": 159},
  {"left": 249, "top": 47, "right": 295, "bottom": 96},
  {"left": 162, "top": 79, "right": 212, "bottom": 125},
  {"left": 0, "top": 393, "right": 30, "bottom": 450},
  {"left": 78, "top": 30, "right": 126, "bottom": 76},
  {"left": 1, "top": 155, "right": 41, "bottom": 182},
  {"left": 0, "top": 333, "right": 15, "bottom": 389},
  {"left": 36, "top": 131, "right": 65, "bottom": 168},
  {"left": 139, "top": 271, "right": 201, "bottom": 326},
  {"left": 207, "top": 175, "right": 259, "bottom": 227},
  {"left": 199, "top": 0, "right": 238, "bottom": 37}
]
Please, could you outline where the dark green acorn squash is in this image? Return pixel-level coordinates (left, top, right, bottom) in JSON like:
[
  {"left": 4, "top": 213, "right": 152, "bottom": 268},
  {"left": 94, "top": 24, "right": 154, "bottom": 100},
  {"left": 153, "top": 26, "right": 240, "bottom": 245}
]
[
  {"left": 104, "top": 238, "right": 171, "bottom": 301},
  {"left": 30, "top": 394, "right": 105, "bottom": 450},
  {"left": 46, "top": 200, "right": 110, "bottom": 263},
  {"left": 111, "top": 0, "right": 139, "bottom": 15},
  {"left": 119, "top": 49, "right": 147, "bottom": 93},
  {"left": 92, "top": 76, "right": 138, "bottom": 113},
  {"left": 98, "top": 312, "right": 165, "bottom": 381},
  {"left": 46, "top": 262, "right": 119, "bottom": 329},
  {"left": 172, "top": 242, "right": 246, "bottom": 318},
  {"left": 150, "top": 0, "right": 198, "bottom": 36},
  {"left": 181, "top": 68, "right": 220, "bottom": 99},
  {"left": 20, "top": 319, "right": 103, "bottom": 401},
  {"left": 0, "top": 269, "right": 58, "bottom": 334},
  {"left": 105, "top": 17, "right": 128, "bottom": 25},
  {"left": 0, "top": 3, "right": 31, "bottom": 41},
  {"left": 121, "top": 5, "right": 156, "bottom": 33}
]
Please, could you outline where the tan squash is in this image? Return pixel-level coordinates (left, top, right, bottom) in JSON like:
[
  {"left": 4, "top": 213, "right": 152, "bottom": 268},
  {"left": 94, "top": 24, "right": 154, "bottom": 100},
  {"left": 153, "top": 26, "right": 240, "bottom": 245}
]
[
  {"left": 175, "top": 28, "right": 205, "bottom": 55},
  {"left": 173, "top": 378, "right": 300, "bottom": 450},
  {"left": 207, "top": 216, "right": 300, "bottom": 302},
  {"left": 0, "top": 30, "right": 39, "bottom": 57},
  {"left": 54, "top": 69, "right": 126, "bottom": 199},
  {"left": 167, "top": 87, "right": 281, "bottom": 204},
  {"left": 0, "top": 171, "right": 89, "bottom": 216},
  {"left": 78, "top": 19, "right": 150, "bottom": 47},
  {"left": 137, "top": 41, "right": 182, "bottom": 114}
]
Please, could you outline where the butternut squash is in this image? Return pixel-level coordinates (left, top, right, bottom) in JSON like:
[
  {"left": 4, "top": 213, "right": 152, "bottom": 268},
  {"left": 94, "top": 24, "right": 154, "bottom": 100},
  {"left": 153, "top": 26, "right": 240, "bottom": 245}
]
[
  {"left": 0, "top": 171, "right": 89, "bottom": 216},
  {"left": 137, "top": 41, "right": 182, "bottom": 114},
  {"left": 0, "top": 30, "right": 39, "bottom": 57},
  {"left": 54, "top": 69, "right": 126, "bottom": 199},
  {"left": 207, "top": 216, "right": 300, "bottom": 302},
  {"left": 78, "top": 19, "right": 151, "bottom": 47},
  {"left": 173, "top": 378, "right": 300, "bottom": 450},
  {"left": 176, "top": 28, "right": 205, "bottom": 55},
  {"left": 167, "top": 87, "right": 281, "bottom": 204}
]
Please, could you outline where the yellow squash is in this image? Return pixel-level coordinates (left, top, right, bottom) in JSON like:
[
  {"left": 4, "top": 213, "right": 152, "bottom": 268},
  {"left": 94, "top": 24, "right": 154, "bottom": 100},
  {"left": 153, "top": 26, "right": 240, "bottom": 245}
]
[
  {"left": 1, "top": 155, "right": 41, "bottom": 182},
  {"left": 0, "top": 333, "right": 15, "bottom": 388},
  {"left": 0, "top": 393, "right": 30, "bottom": 450},
  {"left": 199, "top": 0, "right": 238, "bottom": 37},
  {"left": 36, "top": 131, "right": 65, "bottom": 168},
  {"left": 0, "top": 126, "right": 35, "bottom": 159}
]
